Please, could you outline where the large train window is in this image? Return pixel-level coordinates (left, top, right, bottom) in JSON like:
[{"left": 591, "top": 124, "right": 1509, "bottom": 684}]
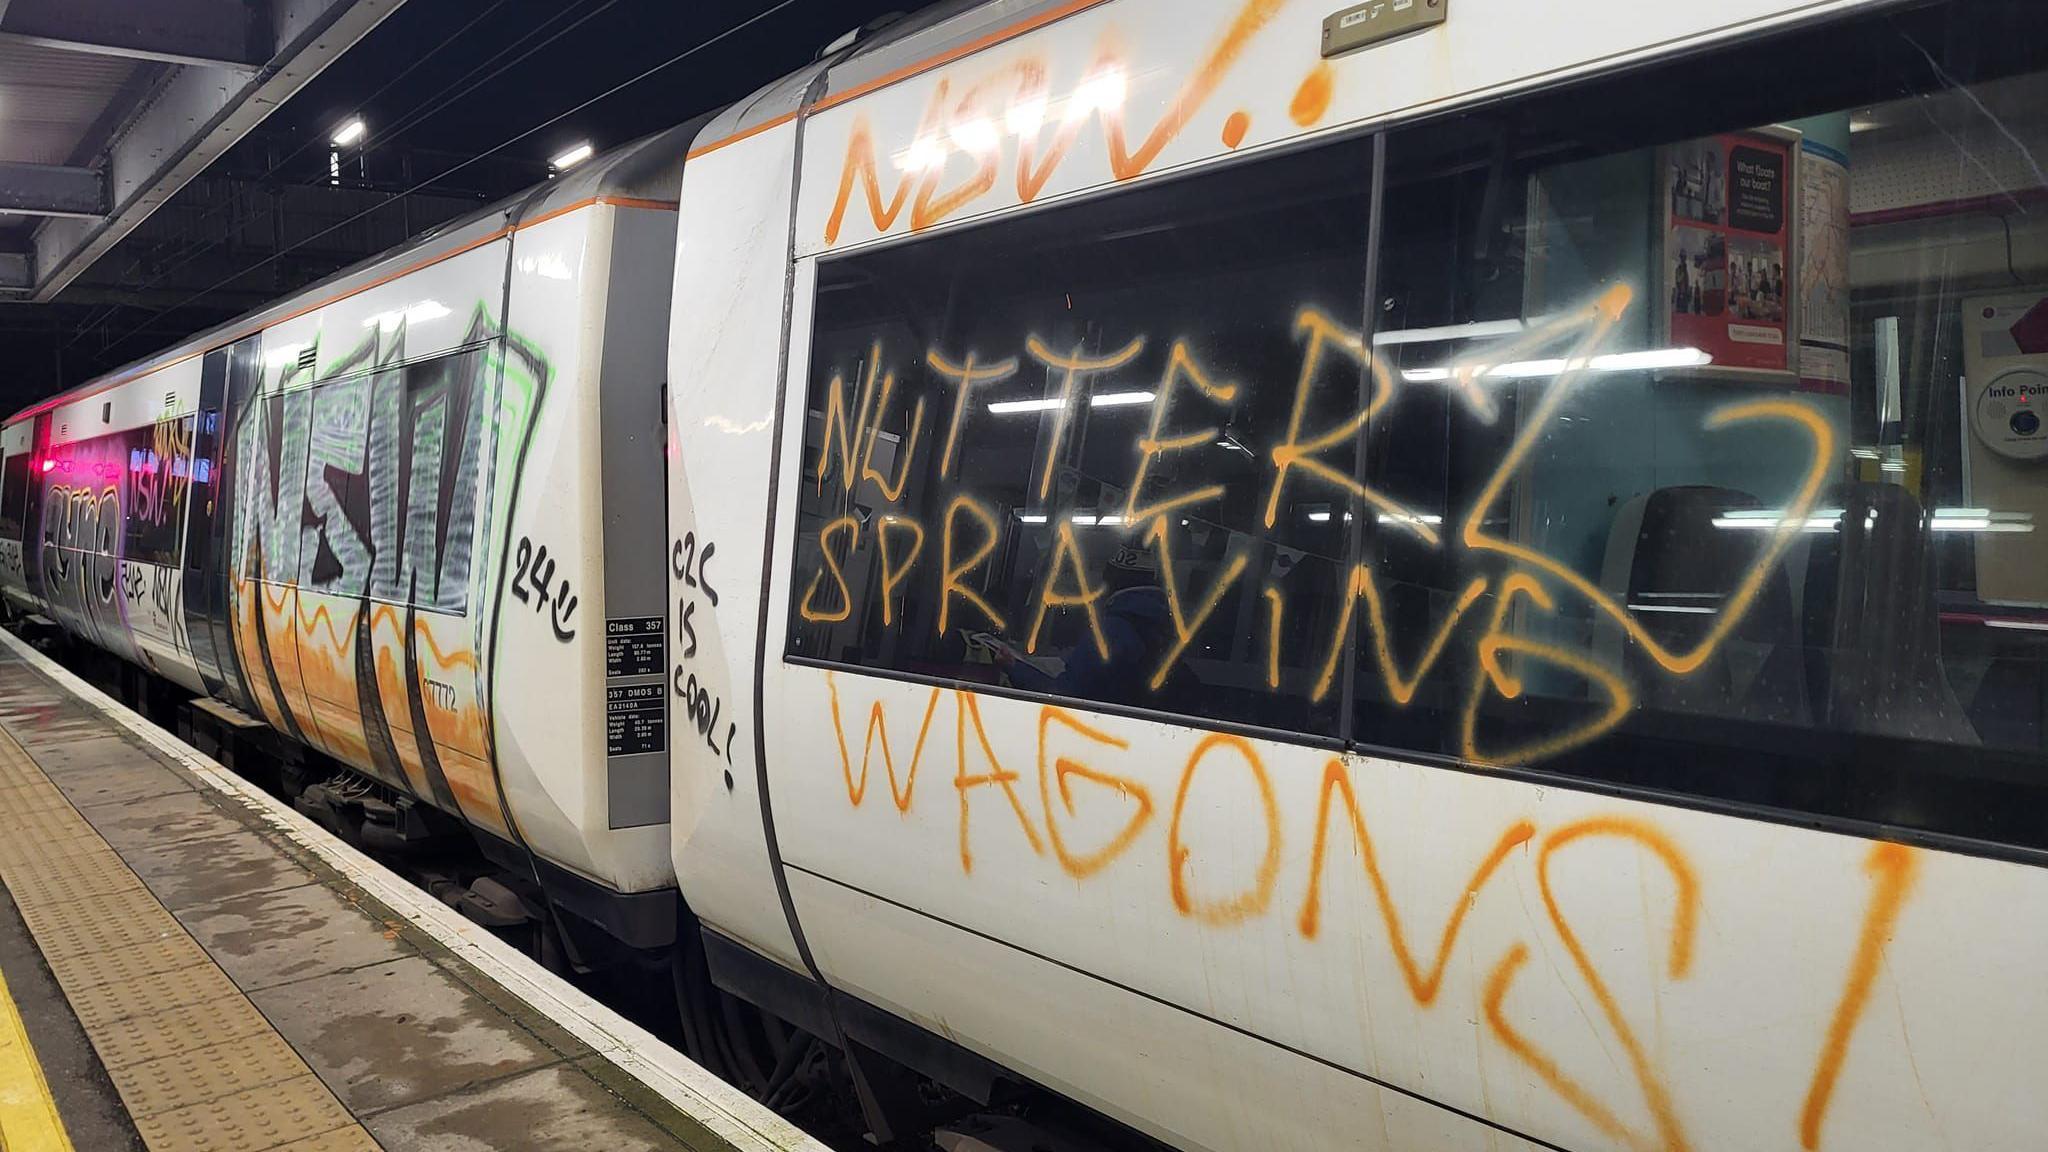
[
  {"left": 790, "top": 140, "right": 1374, "bottom": 737},
  {"left": 233, "top": 346, "right": 488, "bottom": 613},
  {"left": 0, "top": 451, "right": 28, "bottom": 540},
  {"left": 1358, "top": 0, "right": 2048, "bottom": 851},
  {"left": 122, "top": 416, "right": 196, "bottom": 567}
]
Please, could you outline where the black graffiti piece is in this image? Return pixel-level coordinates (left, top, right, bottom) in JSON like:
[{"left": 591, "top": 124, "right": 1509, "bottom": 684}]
[
  {"left": 673, "top": 532, "right": 719, "bottom": 607},
  {"left": 671, "top": 528, "right": 734, "bottom": 766},
  {"left": 511, "top": 535, "right": 579, "bottom": 643},
  {"left": 149, "top": 566, "right": 174, "bottom": 616},
  {"left": 673, "top": 669, "right": 735, "bottom": 764}
]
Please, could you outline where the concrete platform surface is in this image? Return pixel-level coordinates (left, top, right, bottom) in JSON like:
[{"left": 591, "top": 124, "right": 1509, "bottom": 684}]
[{"left": 0, "top": 638, "right": 819, "bottom": 1152}]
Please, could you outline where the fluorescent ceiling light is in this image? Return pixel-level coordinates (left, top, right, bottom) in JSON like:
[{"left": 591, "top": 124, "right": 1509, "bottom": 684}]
[
  {"left": 987, "top": 390, "right": 1155, "bottom": 415},
  {"left": 551, "top": 142, "right": 594, "bottom": 170},
  {"left": 330, "top": 118, "right": 366, "bottom": 146},
  {"left": 1713, "top": 509, "right": 1845, "bottom": 532},
  {"left": 1404, "top": 347, "right": 1712, "bottom": 384},
  {"left": 1374, "top": 319, "right": 1526, "bottom": 346},
  {"left": 1089, "top": 391, "right": 1153, "bottom": 408}
]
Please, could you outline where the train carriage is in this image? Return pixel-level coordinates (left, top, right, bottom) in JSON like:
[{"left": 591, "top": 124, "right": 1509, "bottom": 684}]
[
  {"left": 669, "top": 0, "right": 2048, "bottom": 1149},
  {"left": 8, "top": 0, "right": 2048, "bottom": 1149},
  {"left": 0, "top": 121, "right": 695, "bottom": 934}
]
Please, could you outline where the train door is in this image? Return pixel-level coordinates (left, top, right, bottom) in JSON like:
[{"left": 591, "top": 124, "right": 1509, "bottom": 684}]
[
  {"left": 0, "top": 421, "right": 35, "bottom": 608},
  {"left": 21, "top": 412, "right": 50, "bottom": 614},
  {"left": 182, "top": 336, "right": 260, "bottom": 712}
]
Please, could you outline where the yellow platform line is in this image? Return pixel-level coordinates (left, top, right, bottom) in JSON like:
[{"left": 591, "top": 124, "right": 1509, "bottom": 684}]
[{"left": 0, "top": 963, "right": 74, "bottom": 1152}]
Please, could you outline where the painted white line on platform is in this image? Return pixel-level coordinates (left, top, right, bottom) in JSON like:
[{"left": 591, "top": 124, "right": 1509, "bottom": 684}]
[{"left": 0, "top": 628, "right": 827, "bottom": 1152}]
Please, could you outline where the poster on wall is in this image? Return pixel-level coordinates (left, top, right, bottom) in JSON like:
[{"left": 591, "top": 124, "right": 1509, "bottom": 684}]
[
  {"left": 1797, "top": 138, "right": 1852, "bottom": 392},
  {"left": 1661, "top": 128, "right": 1800, "bottom": 378}
]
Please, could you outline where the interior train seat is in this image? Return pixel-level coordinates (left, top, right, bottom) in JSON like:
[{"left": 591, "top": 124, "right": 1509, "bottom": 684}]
[
  {"left": 1598, "top": 484, "right": 1807, "bottom": 723},
  {"left": 1800, "top": 482, "right": 1977, "bottom": 743}
]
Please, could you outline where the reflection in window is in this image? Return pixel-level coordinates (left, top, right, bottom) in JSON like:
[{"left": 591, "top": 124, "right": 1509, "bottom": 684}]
[
  {"left": 123, "top": 417, "right": 197, "bottom": 567},
  {"left": 1366, "top": 0, "right": 2048, "bottom": 849}
]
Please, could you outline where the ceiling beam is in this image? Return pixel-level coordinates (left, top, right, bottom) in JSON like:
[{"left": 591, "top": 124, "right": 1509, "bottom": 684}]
[
  {"left": 0, "top": 253, "right": 27, "bottom": 292},
  {"left": 0, "top": 0, "right": 265, "bottom": 69},
  {"left": 0, "top": 163, "right": 105, "bottom": 219},
  {"left": 28, "top": 0, "right": 411, "bottom": 303}
]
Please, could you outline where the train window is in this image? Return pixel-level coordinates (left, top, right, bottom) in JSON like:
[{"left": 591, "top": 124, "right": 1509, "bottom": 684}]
[
  {"left": 1358, "top": 0, "right": 2048, "bottom": 850},
  {"left": 790, "top": 140, "right": 1374, "bottom": 737},
  {"left": 0, "top": 451, "right": 29, "bottom": 540},
  {"left": 383, "top": 348, "right": 489, "bottom": 614},
  {"left": 237, "top": 348, "right": 488, "bottom": 613},
  {"left": 122, "top": 417, "right": 196, "bottom": 567}
]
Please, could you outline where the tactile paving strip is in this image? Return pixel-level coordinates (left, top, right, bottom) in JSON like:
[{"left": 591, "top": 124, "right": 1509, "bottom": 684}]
[{"left": 0, "top": 729, "right": 382, "bottom": 1151}]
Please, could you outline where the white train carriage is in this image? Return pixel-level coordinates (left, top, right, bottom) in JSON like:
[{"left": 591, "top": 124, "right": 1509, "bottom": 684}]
[
  {"left": 0, "top": 121, "right": 697, "bottom": 944},
  {"left": 665, "top": 0, "right": 2048, "bottom": 1149}
]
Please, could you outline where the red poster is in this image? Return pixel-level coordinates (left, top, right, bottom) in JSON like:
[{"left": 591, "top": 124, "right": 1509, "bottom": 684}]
[{"left": 1664, "top": 131, "right": 1794, "bottom": 374}]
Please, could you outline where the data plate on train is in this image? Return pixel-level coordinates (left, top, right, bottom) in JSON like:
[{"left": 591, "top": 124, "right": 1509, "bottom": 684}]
[{"left": 1322, "top": 0, "right": 1446, "bottom": 56}]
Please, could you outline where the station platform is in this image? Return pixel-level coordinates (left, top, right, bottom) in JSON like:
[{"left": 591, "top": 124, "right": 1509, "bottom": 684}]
[{"left": 0, "top": 633, "right": 824, "bottom": 1152}]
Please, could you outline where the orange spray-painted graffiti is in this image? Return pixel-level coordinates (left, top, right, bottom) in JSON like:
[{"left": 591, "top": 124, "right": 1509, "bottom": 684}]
[
  {"left": 824, "top": 0, "right": 1293, "bottom": 245},
  {"left": 795, "top": 279, "right": 1838, "bottom": 771},
  {"left": 1799, "top": 841, "right": 1920, "bottom": 1150},
  {"left": 819, "top": 677, "right": 1924, "bottom": 1150},
  {"left": 1298, "top": 758, "right": 1532, "bottom": 1003}
]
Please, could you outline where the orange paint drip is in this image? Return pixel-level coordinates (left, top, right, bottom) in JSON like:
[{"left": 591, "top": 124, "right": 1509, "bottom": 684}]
[
  {"left": 1798, "top": 841, "right": 1919, "bottom": 1150},
  {"left": 875, "top": 516, "right": 927, "bottom": 628},
  {"left": 1289, "top": 62, "right": 1334, "bottom": 127},
  {"left": 954, "top": 692, "right": 1044, "bottom": 873},
  {"left": 1298, "top": 759, "right": 1531, "bottom": 1005},
  {"left": 1028, "top": 522, "right": 1111, "bottom": 660}
]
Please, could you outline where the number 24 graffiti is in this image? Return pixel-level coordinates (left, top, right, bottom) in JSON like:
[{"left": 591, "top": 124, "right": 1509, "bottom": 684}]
[{"left": 511, "top": 535, "right": 579, "bottom": 642}]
